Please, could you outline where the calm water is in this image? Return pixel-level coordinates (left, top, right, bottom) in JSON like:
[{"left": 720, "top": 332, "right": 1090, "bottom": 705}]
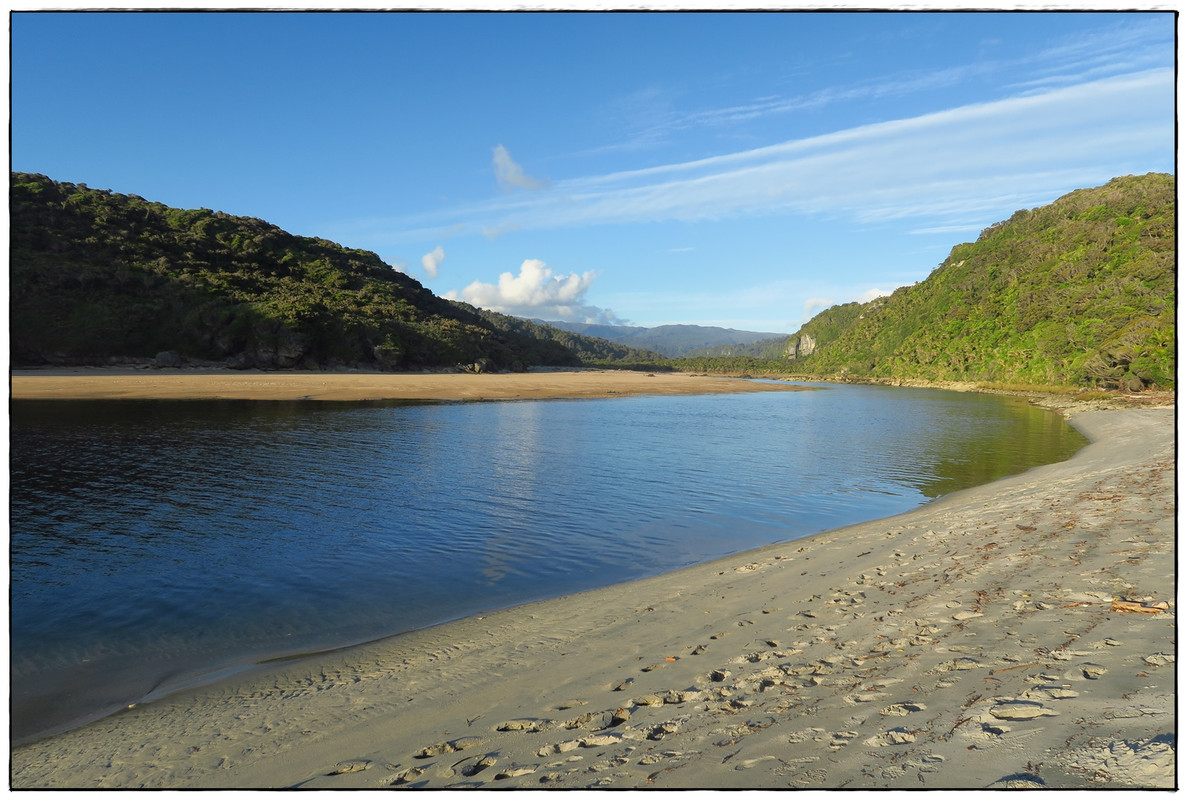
[{"left": 10, "top": 383, "right": 1086, "bottom": 743}]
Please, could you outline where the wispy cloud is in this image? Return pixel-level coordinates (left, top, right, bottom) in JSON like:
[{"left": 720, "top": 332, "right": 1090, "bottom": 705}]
[
  {"left": 908, "top": 224, "right": 987, "bottom": 236},
  {"left": 603, "top": 16, "right": 1169, "bottom": 150},
  {"left": 420, "top": 245, "right": 445, "bottom": 279},
  {"left": 802, "top": 297, "right": 833, "bottom": 321},
  {"left": 856, "top": 287, "right": 893, "bottom": 303},
  {"left": 801, "top": 287, "right": 895, "bottom": 325},
  {"left": 374, "top": 68, "right": 1169, "bottom": 244},
  {"left": 1005, "top": 16, "right": 1171, "bottom": 92},
  {"left": 481, "top": 222, "right": 520, "bottom": 241},
  {"left": 493, "top": 145, "right": 548, "bottom": 191},
  {"left": 667, "top": 63, "right": 976, "bottom": 133}
]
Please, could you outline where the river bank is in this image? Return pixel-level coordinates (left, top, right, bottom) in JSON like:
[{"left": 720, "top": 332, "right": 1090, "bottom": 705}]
[
  {"left": 9, "top": 367, "right": 808, "bottom": 402},
  {"left": 10, "top": 404, "right": 1174, "bottom": 789}
]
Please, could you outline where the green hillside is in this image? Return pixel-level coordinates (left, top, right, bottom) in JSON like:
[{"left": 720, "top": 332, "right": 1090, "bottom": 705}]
[
  {"left": 9, "top": 174, "right": 649, "bottom": 370},
  {"left": 534, "top": 320, "right": 786, "bottom": 358},
  {"left": 685, "top": 336, "right": 792, "bottom": 359},
  {"left": 786, "top": 174, "right": 1175, "bottom": 390}
]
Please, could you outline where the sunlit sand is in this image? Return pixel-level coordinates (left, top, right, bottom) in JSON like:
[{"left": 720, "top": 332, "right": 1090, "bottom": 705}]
[
  {"left": 10, "top": 367, "right": 809, "bottom": 402},
  {"left": 8, "top": 376, "right": 1174, "bottom": 789}
]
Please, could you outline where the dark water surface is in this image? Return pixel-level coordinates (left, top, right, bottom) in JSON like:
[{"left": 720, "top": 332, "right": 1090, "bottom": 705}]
[{"left": 10, "top": 383, "right": 1086, "bottom": 743}]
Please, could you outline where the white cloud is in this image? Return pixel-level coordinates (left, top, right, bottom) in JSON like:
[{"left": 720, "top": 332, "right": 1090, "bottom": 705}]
[
  {"left": 856, "top": 287, "right": 893, "bottom": 304},
  {"left": 802, "top": 297, "right": 832, "bottom": 321},
  {"left": 908, "top": 224, "right": 985, "bottom": 236},
  {"left": 603, "top": 17, "right": 1167, "bottom": 150},
  {"left": 444, "top": 258, "right": 620, "bottom": 323},
  {"left": 481, "top": 222, "right": 520, "bottom": 241},
  {"left": 801, "top": 286, "right": 896, "bottom": 324},
  {"left": 420, "top": 245, "right": 445, "bottom": 279},
  {"left": 539, "top": 69, "right": 1170, "bottom": 229},
  {"left": 1006, "top": 17, "right": 1170, "bottom": 92},
  {"left": 493, "top": 145, "right": 547, "bottom": 191},
  {"left": 367, "top": 68, "right": 1170, "bottom": 247}
]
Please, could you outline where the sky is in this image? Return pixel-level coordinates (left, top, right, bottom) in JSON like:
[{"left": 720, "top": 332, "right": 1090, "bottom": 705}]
[{"left": 10, "top": 9, "right": 1175, "bottom": 334}]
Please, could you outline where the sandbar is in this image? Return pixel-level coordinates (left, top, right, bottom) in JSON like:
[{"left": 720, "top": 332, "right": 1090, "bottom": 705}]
[
  {"left": 9, "top": 367, "right": 808, "bottom": 402},
  {"left": 10, "top": 403, "right": 1175, "bottom": 789}
]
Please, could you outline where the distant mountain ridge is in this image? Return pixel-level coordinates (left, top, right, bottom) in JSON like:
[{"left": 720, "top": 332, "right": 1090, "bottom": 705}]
[
  {"left": 784, "top": 173, "right": 1175, "bottom": 390},
  {"left": 531, "top": 320, "right": 786, "bottom": 358}
]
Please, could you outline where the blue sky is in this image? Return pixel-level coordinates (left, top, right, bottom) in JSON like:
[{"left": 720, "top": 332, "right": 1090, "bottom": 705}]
[{"left": 11, "top": 10, "right": 1175, "bottom": 333}]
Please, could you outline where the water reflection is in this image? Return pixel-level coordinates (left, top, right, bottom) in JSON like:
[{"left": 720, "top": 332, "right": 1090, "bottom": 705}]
[{"left": 9, "top": 385, "right": 1085, "bottom": 743}]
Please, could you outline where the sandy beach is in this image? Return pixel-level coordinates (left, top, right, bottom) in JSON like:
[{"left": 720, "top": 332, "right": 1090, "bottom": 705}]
[
  {"left": 8, "top": 380, "right": 1175, "bottom": 788},
  {"left": 9, "top": 367, "right": 808, "bottom": 402}
]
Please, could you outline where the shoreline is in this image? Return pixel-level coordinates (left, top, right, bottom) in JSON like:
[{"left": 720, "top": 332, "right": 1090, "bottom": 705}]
[
  {"left": 9, "top": 367, "right": 810, "bottom": 402},
  {"left": 10, "top": 404, "right": 1175, "bottom": 789},
  {"left": 10, "top": 366, "right": 1170, "bottom": 413}
]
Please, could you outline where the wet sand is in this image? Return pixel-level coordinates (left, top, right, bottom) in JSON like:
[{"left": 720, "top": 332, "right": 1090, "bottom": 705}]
[
  {"left": 8, "top": 395, "right": 1175, "bottom": 788},
  {"left": 9, "top": 367, "right": 808, "bottom": 402}
]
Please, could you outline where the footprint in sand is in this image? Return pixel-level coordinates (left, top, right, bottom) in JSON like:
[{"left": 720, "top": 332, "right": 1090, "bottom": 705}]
[
  {"left": 647, "top": 718, "right": 686, "bottom": 740},
  {"left": 844, "top": 691, "right": 890, "bottom": 705},
  {"left": 389, "top": 766, "right": 424, "bottom": 785},
  {"left": 786, "top": 727, "right": 826, "bottom": 744},
  {"left": 1142, "top": 653, "right": 1175, "bottom": 667},
  {"left": 1028, "top": 685, "right": 1079, "bottom": 700},
  {"left": 562, "top": 711, "right": 604, "bottom": 729},
  {"left": 828, "top": 731, "right": 860, "bottom": 750},
  {"left": 416, "top": 736, "right": 487, "bottom": 758},
  {"left": 327, "top": 759, "right": 371, "bottom": 775},
  {"left": 931, "top": 657, "right": 982, "bottom": 673},
  {"left": 537, "top": 739, "right": 582, "bottom": 756},
  {"left": 578, "top": 733, "right": 623, "bottom": 748},
  {"left": 497, "top": 719, "right": 553, "bottom": 732},
  {"left": 452, "top": 754, "right": 497, "bottom": 777},
  {"left": 865, "top": 727, "right": 917, "bottom": 746},
  {"left": 988, "top": 700, "right": 1058, "bottom": 720},
  {"left": 662, "top": 690, "right": 702, "bottom": 704},
  {"left": 571, "top": 708, "right": 631, "bottom": 730}
]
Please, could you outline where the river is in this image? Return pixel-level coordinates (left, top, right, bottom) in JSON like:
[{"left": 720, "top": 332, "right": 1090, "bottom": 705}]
[{"left": 9, "top": 383, "right": 1086, "bottom": 743}]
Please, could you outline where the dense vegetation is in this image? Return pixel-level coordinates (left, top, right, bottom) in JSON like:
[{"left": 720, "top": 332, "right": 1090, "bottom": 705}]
[
  {"left": 12, "top": 172, "right": 1172, "bottom": 389},
  {"left": 10, "top": 174, "right": 653, "bottom": 370},
  {"left": 534, "top": 320, "right": 785, "bottom": 358},
  {"left": 684, "top": 336, "right": 791, "bottom": 359},
  {"left": 786, "top": 174, "right": 1175, "bottom": 390},
  {"left": 472, "top": 310, "right": 662, "bottom": 363}
]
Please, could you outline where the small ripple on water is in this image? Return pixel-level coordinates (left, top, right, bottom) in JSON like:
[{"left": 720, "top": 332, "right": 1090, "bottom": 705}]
[{"left": 9, "top": 387, "right": 1086, "bottom": 742}]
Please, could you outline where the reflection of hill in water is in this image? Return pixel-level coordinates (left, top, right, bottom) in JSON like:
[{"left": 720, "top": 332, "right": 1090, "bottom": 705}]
[
  {"left": 914, "top": 396, "right": 1087, "bottom": 499},
  {"left": 10, "top": 385, "right": 1084, "bottom": 743}
]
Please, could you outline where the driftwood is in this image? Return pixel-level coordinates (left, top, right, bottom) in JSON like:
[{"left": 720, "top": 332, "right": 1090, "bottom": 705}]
[{"left": 1111, "top": 599, "right": 1169, "bottom": 614}]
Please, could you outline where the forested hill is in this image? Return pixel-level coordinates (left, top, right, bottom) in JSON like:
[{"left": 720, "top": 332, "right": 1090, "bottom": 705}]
[
  {"left": 785, "top": 173, "right": 1175, "bottom": 390},
  {"left": 532, "top": 320, "right": 786, "bottom": 358},
  {"left": 10, "top": 173, "right": 655, "bottom": 370}
]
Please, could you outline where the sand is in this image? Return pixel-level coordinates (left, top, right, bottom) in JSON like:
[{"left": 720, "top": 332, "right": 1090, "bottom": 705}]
[
  {"left": 8, "top": 384, "right": 1175, "bottom": 788},
  {"left": 9, "top": 367, "right": 809, "bottom": 402}
]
